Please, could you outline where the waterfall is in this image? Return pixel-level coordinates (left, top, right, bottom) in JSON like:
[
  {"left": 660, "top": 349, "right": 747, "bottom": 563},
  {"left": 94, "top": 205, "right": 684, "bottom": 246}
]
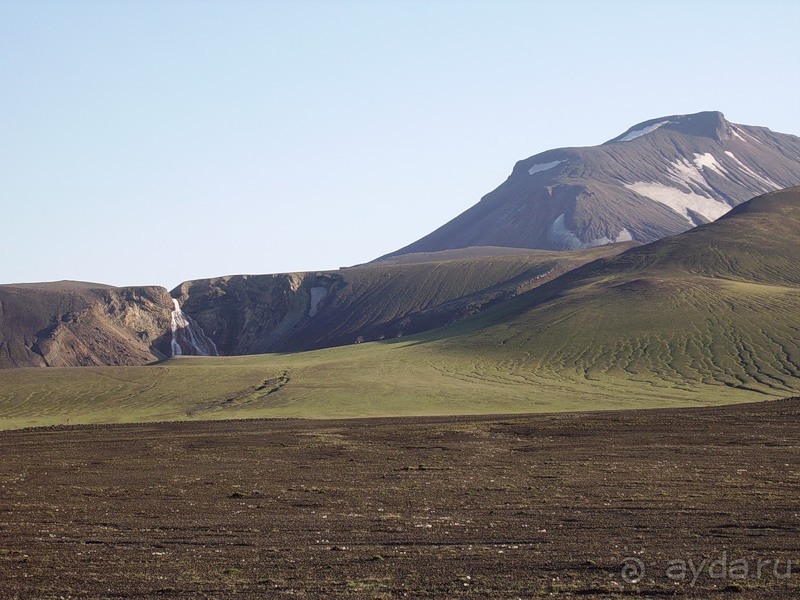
[{"left": 170, "top": 298, "right": 218, "bottom": 357}]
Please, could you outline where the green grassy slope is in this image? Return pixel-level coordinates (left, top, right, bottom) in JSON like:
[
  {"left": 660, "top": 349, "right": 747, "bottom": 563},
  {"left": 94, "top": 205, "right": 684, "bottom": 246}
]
[
  {"left": 427, "top": 186, "right": 800, "bottom": 397},
  {"left": 0, "top": 188, "right": 798, "bottom": 429},
  {"left": 309, "top": 245, "right": 638, "bottom": 342},
  {"left": 0, "top": 335, "right": 761, "bottom": 430}
]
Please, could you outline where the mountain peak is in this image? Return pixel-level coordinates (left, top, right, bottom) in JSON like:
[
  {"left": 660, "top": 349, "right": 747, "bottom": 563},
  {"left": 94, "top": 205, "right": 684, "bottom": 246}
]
[
  {"left": 608, "top": 111, "right": 728, "bottom": 144},
  {"left": 665, "top": 110, "right": 728, "bottom": 141},
  {"left": 383, "top": 112, "right": 800, "bottom": 258}
]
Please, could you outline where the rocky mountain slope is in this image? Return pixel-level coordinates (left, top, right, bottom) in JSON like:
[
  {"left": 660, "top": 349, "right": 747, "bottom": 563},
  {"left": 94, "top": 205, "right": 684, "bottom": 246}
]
[
  {"left": 0, "top": 245, "right": 633, "bottom": 368},
  {"left": 172, "top": 244, "right": 632, "bottom": 354},
  {"left": 385, "top": 111, "right": 800, "bottom": 257},
  {"left": 0, "top": 282, "right": 174, "bottom": 368}
]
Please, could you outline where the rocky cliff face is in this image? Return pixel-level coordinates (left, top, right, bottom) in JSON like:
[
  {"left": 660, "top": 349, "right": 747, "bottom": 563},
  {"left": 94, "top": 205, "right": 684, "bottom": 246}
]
[
  {"left": 173, "top": 245, "right": 633, "bottom": 354},
  {"left": 173, "top": 272, "right": 344, "bottom": 355},
  {"left": 383, "top": 111, "right": 800, "bottom": 257},
  {"left": 2, "top": 248, "right": 626, "bottom": 367},
  {"left": 0, "top": 282, "right": 174, "bottom": 368}
]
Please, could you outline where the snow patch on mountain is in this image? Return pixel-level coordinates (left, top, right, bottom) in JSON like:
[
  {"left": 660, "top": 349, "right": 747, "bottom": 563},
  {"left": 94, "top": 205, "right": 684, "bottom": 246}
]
[
  {"left": 548, "top": 214, "right": 635, "bottom": 249},
  {"left": 618, "top": 121, "right": 670, "bottom": 142},
  {"left": 528, "top": 160, "right": 566, "bottom": 176},
  {"left": 732, "top": 127, "right": 762, "bottom": 145},
  {"left": 666, "top": 157, "right": 713, "bottom": 194},
  {"left": 309, "top": 286, "right": 328, "bottom": 317},
  {"left": 693, "top": 153, "right": 730, "bottom": 176},
  {"left": 547, "top": 214, "right": 582, "bottom": 249},
  {"left": 724, "top": 151, "right": 781, "bottom": 191},
  {"left": 581, "top": 229, "right": 634, "bottom": 247},
  {"left": 614, "top": 228, "right": 633, "bottom": 243},
  {"left": 626, "top": 149, "right": 781, "bottom": 225},
  {"left": 625, "top": 182, "right": 731, "bottom": 226}
]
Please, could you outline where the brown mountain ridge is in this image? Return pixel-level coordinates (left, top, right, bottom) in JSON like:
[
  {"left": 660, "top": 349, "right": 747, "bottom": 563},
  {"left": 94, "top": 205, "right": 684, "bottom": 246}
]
[{"left": 384, "top": 111, "right": 800, "bottom": 257}]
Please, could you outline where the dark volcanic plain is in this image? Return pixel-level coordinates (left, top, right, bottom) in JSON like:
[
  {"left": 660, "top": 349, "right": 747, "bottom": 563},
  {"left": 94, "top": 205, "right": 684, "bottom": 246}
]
[{"left": 2, "top": 399, "right": 799, "bottom": 598}]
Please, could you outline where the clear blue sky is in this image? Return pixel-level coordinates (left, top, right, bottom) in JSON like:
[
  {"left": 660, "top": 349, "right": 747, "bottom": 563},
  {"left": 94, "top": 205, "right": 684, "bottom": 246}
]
[{"left": 2, "top": 0, "right": 798, "bottom": 289}]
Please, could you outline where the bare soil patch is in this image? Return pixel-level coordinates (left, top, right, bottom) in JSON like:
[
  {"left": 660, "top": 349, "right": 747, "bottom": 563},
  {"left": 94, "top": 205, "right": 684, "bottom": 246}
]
[{"left": 1, "top": 399, "right": 799, "bottom": 598}]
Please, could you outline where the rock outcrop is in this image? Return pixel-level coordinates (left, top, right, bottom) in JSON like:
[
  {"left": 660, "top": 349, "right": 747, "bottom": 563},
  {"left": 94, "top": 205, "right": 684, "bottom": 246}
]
[
  {"left": 173, "top": 245, "right": 632, "bottom": 354},
  {"left": 0, "top": 282, "right": 174, "bottom": 368}
]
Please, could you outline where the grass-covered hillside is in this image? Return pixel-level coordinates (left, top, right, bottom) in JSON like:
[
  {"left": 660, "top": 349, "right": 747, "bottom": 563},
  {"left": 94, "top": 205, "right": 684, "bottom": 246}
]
[{"left": 429, "top": 186, "right": 800, "bottom": 399}]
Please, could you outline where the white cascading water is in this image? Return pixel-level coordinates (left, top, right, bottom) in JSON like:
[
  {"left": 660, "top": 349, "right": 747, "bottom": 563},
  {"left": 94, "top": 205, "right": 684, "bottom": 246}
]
[{"left": 170, "top": 298, "right": 218, "bottom": 357}]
